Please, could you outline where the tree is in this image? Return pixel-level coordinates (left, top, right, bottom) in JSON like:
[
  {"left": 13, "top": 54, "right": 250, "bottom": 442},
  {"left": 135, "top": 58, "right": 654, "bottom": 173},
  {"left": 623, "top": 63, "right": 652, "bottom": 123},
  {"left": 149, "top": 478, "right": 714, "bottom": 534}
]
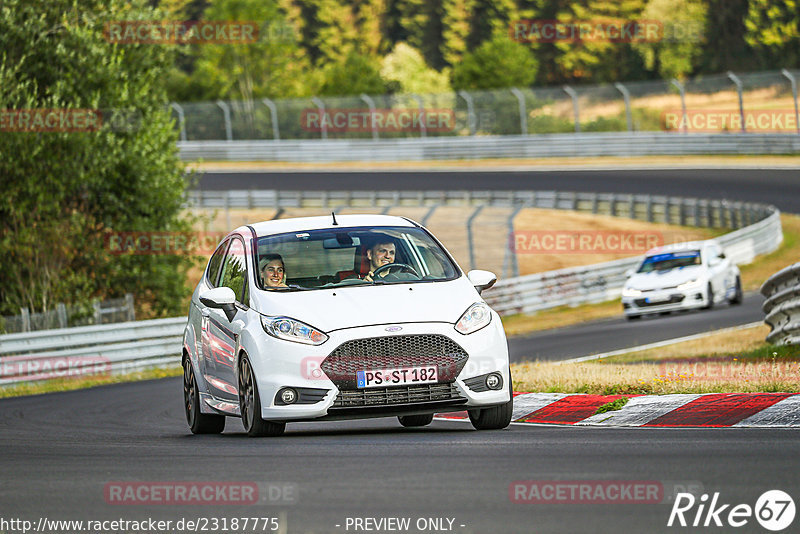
[
  {"left": 745, "top": 0, "right": 800, "bottom": 68},
  {"left": 381, "top": 42, "right": 451, "bottom": 94},
  {"left": 0, "top": 0, "right": 194, "bottom": 319},
  {"left": 317, "top": 51, "right": 388, "bottom": 96},
  {"left": 633, "top": 0, "right": 707, "bottom": 79},
  {"left": 452, "top": 32, "right": 538, "bottom": 90}
]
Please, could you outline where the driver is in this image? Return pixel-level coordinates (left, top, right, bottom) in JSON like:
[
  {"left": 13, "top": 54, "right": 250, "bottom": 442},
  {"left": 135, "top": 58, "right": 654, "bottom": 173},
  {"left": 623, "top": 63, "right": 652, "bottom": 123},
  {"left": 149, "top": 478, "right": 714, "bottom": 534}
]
[{"left": 363, "top": 238, "right": 396, "bottom": 282}]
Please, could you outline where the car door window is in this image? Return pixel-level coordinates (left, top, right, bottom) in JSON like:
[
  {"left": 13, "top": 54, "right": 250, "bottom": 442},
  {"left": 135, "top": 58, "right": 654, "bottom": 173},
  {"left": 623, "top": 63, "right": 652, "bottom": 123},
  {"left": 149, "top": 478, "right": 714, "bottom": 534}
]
[
  {"left": 206, "top": 240, "right": 229, "bottom": 287},
  {"left": 219, "top": 238, "right": 248, "bottom": 303}
]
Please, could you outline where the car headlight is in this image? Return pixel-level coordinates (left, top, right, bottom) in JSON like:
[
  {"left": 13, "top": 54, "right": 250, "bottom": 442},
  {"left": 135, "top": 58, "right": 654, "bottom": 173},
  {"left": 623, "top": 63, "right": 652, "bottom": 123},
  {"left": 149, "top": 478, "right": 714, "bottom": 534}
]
[
  {"left": 677, "top": 279, "right": 700, "bottom": 290},
  {"left": 622, "top": 287, "right": 642, "bottom": 297},
  {"left": 455, "top": 302, "right": 492, "bottom": 334},
  {"left": 261, "top": 316, "right": 328, "bottom": 345}
]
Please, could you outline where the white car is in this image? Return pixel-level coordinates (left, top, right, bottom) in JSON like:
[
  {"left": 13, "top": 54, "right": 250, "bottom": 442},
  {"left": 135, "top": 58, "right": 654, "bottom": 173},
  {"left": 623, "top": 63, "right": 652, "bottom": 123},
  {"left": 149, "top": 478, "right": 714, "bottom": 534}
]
[
  {"left": 621, "top": 240, "right": 742, "bottom": 320},
  {"left": 182, "top": 214, "right": 513, "bottom": 436}
]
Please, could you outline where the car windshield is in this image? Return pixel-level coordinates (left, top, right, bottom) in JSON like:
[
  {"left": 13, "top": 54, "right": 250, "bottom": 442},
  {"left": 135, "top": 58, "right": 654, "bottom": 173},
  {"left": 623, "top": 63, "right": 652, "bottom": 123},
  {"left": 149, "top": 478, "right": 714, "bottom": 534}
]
[
  {"left": 637, "top": 250, "right": 701, "bottom": 273},
  {"left": 255, "top": 226, "right": 459, "bottom": 291}
]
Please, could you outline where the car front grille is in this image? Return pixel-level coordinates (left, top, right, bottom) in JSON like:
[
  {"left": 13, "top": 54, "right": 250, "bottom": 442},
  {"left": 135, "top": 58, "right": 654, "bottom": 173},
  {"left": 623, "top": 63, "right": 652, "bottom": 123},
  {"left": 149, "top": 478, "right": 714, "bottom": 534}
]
[
  {"left": 331, "top": 383, "right": 464, "bottom": 408},
  {"left": 634, "top": 295, "right": 685, "bottom": 307},
  {"left": 321, "top": 334, "right": 469, "bottom": 389}
]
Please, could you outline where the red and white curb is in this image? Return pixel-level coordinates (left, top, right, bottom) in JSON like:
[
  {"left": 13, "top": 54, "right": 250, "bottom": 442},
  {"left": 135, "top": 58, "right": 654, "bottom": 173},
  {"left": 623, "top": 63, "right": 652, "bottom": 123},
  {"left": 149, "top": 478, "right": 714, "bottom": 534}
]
[{"left": 437, "top": 392, "right": 800, "bottom": 427}]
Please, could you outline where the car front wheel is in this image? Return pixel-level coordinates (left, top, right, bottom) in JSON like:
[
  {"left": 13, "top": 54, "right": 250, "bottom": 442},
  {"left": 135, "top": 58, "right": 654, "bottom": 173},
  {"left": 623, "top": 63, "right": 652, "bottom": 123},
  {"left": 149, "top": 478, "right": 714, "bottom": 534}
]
[
  {"left": 183, "top": 357, "right": 225, "bottom": 434},
  {"left": 238, "top": 356, "right": 285, "bottom": 437},
  {"left": 729, "top": 276, "right": 743, "bottom": 305},
  {"left": 702, "top": 283, "right": 714, "bottom": 310},
  {"left": 468, "top": 380, "right": 513, "bottom": 430}
]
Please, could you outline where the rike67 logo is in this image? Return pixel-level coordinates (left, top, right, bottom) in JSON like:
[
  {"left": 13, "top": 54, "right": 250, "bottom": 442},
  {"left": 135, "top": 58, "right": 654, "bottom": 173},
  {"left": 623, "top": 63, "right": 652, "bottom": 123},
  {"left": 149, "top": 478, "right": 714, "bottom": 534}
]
[{"left": 668, "top": 490, "right": 795, "bottom": 531}]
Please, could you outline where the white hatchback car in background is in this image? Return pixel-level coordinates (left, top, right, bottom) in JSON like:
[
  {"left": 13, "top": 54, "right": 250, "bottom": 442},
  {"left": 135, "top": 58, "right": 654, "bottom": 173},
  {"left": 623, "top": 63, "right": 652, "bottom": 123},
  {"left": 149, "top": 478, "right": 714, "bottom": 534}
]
[
  {"left": 621, "top": 240, "right": 742, "bottom": 320},
  {"left": 182, "top": 214, "right": 512, "bottom": 436}
]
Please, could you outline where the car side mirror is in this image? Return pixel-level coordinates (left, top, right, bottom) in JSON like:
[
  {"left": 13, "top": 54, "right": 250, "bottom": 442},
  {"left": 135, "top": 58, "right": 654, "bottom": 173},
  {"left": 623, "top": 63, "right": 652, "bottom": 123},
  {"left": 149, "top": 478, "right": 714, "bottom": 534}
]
[
  {"left": 625, "top": 269, "right": 635, "bottom": 277},
  {"left": 199, "top": 287, "right": 238, "bottom": 322},
  {"left": 467, "top": 270, "right": 497, "bottom": 294},
  {"left": 708, "top": 256, "right": 721, "bottom": 267}
]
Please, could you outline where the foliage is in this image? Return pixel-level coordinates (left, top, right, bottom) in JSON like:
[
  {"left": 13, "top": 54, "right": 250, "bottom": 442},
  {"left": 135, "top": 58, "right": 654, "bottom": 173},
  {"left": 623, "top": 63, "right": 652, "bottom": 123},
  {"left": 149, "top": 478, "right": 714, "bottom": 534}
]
[
  {"left": 744, "top": 0, "right": 800, "bottom": 68},
  {"left": 452, "top": 32, "right": 538, "bottom": 90},
  {"left": 381, "top": 42, "right": 451, "bottom": 94},
  {"left": 632, "top": 0, "right": 708, "bottom": 79},
  {"left": 317, "top": 51, "right": 389, "bottom": 96},
  {"left": 0, "top": 0, "right": 194, "bottom": 318}
]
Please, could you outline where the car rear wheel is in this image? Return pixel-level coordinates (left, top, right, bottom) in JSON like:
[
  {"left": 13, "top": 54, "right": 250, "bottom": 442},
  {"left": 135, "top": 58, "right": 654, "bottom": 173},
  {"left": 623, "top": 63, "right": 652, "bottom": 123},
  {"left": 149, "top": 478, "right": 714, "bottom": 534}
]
[
  {"left": 729, "top": 276, "right": 743, "bottom": 305},
  {"left": 183, "top": 357, "right": 225, "bottom": 434},
  {"left": 468, "top": 379, "right": 513, "bottom": 430},
  {"left": 238, "top": 356, "right": 285, "bottom": 437},
  {"left": 398, "top": 414, "right": 434, "bottom": 427},
  {"left": 626, "top": 314, "right": 641, "bottom": 321}
]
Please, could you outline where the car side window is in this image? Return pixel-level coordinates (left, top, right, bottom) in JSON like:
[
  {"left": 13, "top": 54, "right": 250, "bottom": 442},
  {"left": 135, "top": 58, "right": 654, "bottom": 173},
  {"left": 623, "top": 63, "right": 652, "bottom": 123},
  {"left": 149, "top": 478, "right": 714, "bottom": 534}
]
[
  {"left": 219, "top": 238, "right": 248, "bottom": 303},
  {"left": 206, "top": 240, "right": 229, "bottom": 287}
]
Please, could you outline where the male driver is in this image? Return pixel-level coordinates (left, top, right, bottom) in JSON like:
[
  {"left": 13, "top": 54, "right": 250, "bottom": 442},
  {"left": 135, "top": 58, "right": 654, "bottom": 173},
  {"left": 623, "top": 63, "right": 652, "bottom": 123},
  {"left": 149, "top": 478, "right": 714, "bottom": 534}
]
[{"left": 363, "top": 238, "right": 396, "bottom": 282}]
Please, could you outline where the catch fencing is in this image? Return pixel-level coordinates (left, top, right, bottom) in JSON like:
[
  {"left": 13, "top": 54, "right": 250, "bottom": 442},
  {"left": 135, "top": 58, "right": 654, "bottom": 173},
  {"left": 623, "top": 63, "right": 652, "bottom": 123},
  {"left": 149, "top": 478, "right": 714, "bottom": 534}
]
[
  {"left": 761, "top": 263, "right": 800, "bottom": 345},
  {"left": 0, "top": 294, "right": 135, "bottom": 335}
]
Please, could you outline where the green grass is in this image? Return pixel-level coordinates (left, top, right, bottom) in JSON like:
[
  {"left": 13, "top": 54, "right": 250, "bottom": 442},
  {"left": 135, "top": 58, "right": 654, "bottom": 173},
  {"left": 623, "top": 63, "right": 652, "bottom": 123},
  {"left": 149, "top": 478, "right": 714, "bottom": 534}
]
[
  {"left": 0, "top": 365, "right": 182, "bottom": 399},
  {"left": 594, "top": 397, "right": 630, "bottom": 414}
]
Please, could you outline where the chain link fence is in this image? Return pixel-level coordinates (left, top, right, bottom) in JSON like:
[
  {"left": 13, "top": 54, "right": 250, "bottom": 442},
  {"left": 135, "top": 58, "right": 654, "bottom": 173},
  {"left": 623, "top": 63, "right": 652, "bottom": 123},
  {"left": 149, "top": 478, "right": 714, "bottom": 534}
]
[{"left": 0, "top": 294, "right": 135, "bottom": 335}]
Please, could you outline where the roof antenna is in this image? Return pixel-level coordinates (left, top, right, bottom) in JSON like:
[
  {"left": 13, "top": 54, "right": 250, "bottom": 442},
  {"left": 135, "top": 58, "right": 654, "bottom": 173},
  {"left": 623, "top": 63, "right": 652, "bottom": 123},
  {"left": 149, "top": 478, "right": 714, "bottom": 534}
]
[{"left": 331, "top": 211, "right": 338, "bottom": 226}]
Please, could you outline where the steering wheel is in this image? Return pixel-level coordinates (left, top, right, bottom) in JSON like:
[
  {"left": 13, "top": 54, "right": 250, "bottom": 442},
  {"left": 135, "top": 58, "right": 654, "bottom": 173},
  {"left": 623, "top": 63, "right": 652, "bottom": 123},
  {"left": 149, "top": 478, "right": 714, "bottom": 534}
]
[{"left": 371, "top": 262, "right": 420, "bottom": 279}]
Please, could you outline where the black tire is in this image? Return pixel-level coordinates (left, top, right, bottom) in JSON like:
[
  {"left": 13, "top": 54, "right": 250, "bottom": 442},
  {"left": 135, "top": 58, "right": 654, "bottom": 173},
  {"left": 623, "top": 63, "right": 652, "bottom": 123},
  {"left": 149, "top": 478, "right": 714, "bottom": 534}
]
[
  {"left": 702, "top": 283, "right": 714, "bottom": 310},
  {"left": 729, "top": 276, "right": 743, "bottom": 305},
  {"left": 398, "top": 414, "right": 434, "bottom": 427},
  {"left": 468, "top": 378, "right": 513, "bottom": 431},
  {"left": 238, "top": 356, "right": 286, "bottom": 437},
  {"left": 183, "top": 357, "right": 225, "bottom": 434},
  {"left": 626, "top": 314, "right": 641, "bottom": 321}
]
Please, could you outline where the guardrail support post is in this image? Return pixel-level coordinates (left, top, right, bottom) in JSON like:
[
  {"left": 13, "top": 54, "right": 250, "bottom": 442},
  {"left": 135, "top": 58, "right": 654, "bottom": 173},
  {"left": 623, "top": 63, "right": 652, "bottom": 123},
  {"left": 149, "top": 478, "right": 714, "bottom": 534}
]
[
  {"left": 93, "top": 300, "right": 102, "bottom": 325},
  {"left": 505, "top": 202, "right": 529, "bottom": 278},
  {"left": 726, "top": 72, "right": 746, "bottom": 133},
  {"left": 421, "top": 204, "right": 439, "bottom": 226},
  {"left": 563, "top": 85, "right": 580, "bottom": 132},
  {"left": 359, "top": 93, "right": 379, "bottom": 140},
  {"left": 409, "top": 94, "right": 426, "bottom": 138},
  {"left": 670, "top": 79, "right": 688, "bottom": 133},
  {"left": 614, "top": 82, "right": 634, "bottom": 132},
  {"left": 57, "top": 303, "right": 67, "bottom": 329},
  {"left": 781, "top": 69, "right": 800, "bottom": 134},
  {"left": 510, "top": 88, "right": 528, "bottom": 135},
  {"left": 170, "top": 102, "right": 187, "bottom": 142},
  {"left": 215, "top": 100, "right": 233, "bottom": 141},
  {"left": 261, "top": 98, "right": 280, "bottom": 140},
  {"left": 20, "top": 307, "right": 30, "bottom": 332},
  {"left": 467, "top": 204, "right": 485, "bottom": 271},
  {"left": 458, "top": 90, "right": 477, "bottom": 136},
  {"left": 125, "top": 293, "right": 135, "bottom": 322},
  {"left": 311, "top": 97, "right": 328, "bottom": 140}
]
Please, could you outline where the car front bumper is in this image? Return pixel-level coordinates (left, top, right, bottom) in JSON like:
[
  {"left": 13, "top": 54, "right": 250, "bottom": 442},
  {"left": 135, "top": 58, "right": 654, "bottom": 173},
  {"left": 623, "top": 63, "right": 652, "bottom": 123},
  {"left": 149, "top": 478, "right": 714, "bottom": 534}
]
[
  {"left": 622, "top": 286, "right": 708, "bottom": 316},
  {"left": 246, "top": 318, "right": 510, "bottom": 421}
]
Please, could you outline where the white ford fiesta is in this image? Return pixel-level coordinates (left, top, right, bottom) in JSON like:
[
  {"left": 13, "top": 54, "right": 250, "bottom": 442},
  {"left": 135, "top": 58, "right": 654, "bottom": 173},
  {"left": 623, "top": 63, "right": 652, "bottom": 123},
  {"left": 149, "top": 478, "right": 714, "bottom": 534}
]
[
  {"left": 621, "top": 240, "right": 742, "bottom": 320},
  {"left": 182, "top": 214, "right": 512, "bottom": 436}
]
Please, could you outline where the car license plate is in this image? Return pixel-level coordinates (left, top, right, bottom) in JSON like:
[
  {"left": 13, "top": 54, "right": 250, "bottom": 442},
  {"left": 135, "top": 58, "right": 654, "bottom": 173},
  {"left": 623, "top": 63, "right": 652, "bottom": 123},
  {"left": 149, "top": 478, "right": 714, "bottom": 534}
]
[
  {"left": 646, "top": 295, "right": 670, "bottom": 303},
  {"left": 356, "top": 366, "right": 438, "bottom": 388}
]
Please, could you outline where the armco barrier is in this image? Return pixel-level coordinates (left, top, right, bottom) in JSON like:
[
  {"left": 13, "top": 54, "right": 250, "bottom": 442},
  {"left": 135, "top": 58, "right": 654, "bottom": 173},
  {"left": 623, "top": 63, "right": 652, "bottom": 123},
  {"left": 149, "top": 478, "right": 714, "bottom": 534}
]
[
  {"left": 761, "top": 263, "right": 800, "bottom": 345},
  {"left": 0, "top": 318, "right": 184, "bottom": 385},
  {"left": 178, "top": 133, "right": 800, "bottom": 162}
]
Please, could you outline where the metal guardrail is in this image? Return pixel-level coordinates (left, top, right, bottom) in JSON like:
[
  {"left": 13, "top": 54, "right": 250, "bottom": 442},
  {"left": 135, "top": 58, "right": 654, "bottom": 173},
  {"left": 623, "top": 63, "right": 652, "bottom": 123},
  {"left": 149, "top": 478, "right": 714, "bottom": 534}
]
[
  {"left": 761, "top": 263, "right": 800, "bottom": 345},
  {"left": 178, "top": 133, "right": 800, "bottom": 162},
  {"left": 0, "top": 318, "right": 184, "bottom": 385}
]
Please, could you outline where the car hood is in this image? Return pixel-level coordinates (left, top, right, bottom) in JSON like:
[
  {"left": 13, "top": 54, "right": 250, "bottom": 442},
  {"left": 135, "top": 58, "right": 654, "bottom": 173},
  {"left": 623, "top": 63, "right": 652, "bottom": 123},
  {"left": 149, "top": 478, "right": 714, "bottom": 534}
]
[
  {"left": 626, "top": 265, "right": 704, "bottom": 290},
  {"left": 252, "top": 278, "right": 480, "bottom": 332}
]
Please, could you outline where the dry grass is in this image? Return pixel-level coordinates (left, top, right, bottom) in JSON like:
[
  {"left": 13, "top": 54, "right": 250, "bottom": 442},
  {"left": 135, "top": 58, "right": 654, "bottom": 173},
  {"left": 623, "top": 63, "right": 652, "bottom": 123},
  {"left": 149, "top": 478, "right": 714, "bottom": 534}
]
[
  {"left": 739, "top": 213, "right": 800, "bottom": 291},
  {"left": 511, "top": 358, "right": 800, "bottom": 395},
  {"left": 602, "top": 324, "right": 770, "bottom": 363},
  {"left": 502, "top": 300, "right": 622, "bottom": 337}
]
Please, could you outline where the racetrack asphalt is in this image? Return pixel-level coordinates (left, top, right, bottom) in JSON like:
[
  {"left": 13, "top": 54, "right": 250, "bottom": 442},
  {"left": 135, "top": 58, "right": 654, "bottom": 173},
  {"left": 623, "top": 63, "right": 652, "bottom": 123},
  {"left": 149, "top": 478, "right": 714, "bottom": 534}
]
[
  {"left": 196, "top": 168, "right": 800, "bottom": 213},
  {"left": 507, "top": 291, "right": 764, "bottom": 362},
  {"left": 1, "top": 378, "right": 798, "bottom": 534}
]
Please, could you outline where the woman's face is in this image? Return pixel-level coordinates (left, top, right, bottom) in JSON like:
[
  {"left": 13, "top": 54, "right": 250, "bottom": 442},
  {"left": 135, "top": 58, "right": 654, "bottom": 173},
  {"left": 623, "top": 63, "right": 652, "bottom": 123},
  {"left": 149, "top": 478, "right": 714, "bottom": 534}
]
[{"left": 263, "top": 259, "right": 285, "bottom": 287}]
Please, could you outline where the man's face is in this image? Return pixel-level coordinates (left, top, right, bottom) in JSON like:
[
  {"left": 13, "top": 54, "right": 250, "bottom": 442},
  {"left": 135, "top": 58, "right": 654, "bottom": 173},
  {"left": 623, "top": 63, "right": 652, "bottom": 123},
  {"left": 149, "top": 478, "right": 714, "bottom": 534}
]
[{"left": 367, "top": 242, "right": 395, "bottom": 272}]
